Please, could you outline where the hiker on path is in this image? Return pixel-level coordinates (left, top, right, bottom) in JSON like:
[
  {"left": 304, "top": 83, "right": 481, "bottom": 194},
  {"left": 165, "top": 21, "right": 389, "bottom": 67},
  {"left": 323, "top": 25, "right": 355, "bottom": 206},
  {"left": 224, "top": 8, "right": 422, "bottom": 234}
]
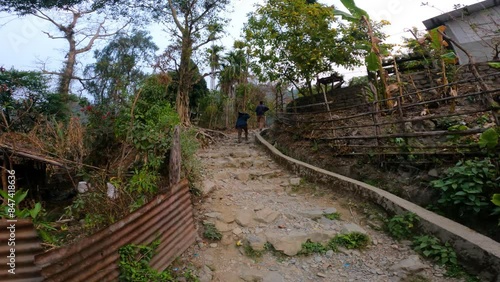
[
  {"left": 235, "top": 111, "right": 251, "bottom": 143},
  {"left": 255, "top": 101, "right": 269, "bottom": 131}
]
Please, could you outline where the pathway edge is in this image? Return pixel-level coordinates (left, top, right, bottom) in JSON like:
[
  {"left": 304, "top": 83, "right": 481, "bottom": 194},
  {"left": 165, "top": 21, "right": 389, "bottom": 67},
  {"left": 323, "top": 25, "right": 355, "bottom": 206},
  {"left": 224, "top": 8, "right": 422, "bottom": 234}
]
[{"left": 255, "top": 130, "right": 500, "bottom": 280}]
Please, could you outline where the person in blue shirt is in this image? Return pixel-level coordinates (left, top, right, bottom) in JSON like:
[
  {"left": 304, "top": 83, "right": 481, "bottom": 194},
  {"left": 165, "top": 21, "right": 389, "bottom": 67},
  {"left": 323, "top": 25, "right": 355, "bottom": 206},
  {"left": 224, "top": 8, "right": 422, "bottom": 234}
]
[
  {"left": 255, "top": 101, "right": 269, "bottom": 131},
  {"left": 235, "top": 111, "right": 251, "bottom": 143}
]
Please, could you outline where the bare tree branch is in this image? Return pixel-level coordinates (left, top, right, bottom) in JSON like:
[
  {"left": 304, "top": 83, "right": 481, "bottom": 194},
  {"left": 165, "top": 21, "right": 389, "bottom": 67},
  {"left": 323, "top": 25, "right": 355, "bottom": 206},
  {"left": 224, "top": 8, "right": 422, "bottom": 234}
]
[
  {"left": 41, "top": 31, "right": 66, "bottom": 39},
  {"left": 167, "top": 0, "right": 185, "bottom": 32}
]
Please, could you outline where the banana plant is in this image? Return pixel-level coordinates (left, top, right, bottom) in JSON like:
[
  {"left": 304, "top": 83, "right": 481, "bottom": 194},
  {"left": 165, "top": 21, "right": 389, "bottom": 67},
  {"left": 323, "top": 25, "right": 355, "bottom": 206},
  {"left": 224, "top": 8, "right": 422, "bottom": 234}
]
[{"left": 334, "top": 0, "right": 392, "bottom": 107}]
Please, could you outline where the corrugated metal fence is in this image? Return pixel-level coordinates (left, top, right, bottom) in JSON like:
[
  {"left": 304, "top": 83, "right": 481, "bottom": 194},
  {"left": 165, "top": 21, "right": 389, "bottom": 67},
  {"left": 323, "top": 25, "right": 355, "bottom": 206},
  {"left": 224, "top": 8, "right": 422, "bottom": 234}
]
[
  {"left": 1, "top": 180, "right": 195, "bottom": 281},
  {"left": 0, "top": 219, "right": 44, "bottom": 282}
]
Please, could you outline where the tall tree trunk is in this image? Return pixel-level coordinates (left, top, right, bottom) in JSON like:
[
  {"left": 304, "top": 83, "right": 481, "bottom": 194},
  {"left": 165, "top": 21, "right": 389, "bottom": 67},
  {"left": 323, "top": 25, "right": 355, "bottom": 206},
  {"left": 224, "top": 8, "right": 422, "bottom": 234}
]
[
  {"left": 177, "top": 34, "right": 193, "bottom": 126},
  {"left": 59, "top": 37, "right": 77, "bottom": 102}
]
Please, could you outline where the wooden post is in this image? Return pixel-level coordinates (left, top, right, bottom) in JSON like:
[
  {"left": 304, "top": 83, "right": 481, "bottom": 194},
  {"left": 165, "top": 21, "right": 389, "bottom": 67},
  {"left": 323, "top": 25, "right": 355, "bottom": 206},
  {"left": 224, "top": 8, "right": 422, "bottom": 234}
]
[
  {"left": 393, "top": 61, "right": 406, "bottom": 132},
  {"left": 168, "top": 126, "right": 181, "bottom": 190},
  {"left": 367, "top": 84, "right": 381, "bottom": 147},
  {"left": 322, "top": 85, "right": 336, "bottom": 137}
]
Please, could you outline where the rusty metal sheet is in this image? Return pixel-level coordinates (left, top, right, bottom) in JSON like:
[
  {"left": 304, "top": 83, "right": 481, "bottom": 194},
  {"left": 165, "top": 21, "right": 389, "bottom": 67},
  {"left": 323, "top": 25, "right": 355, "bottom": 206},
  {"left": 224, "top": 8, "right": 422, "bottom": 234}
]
[
  {"left": 34, "top": 179, "right": 195, "bottom": 281},
  {"left": 0, "top": 219, "right": 43, "bottom": 282}
]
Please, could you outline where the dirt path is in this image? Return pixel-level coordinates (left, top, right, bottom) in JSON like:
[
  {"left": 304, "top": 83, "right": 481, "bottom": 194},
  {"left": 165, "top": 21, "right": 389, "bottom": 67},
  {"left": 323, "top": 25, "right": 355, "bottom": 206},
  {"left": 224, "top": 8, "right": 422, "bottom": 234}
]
[{"left": 178, "top": 131, "right": 462, "bottom": 282}]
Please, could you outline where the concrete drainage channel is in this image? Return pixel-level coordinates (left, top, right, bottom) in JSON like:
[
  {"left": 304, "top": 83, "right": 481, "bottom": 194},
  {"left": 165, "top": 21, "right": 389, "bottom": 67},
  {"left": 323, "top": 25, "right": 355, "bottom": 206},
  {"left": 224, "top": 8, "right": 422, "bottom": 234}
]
[{"left": 255, "top": 130, "right": 500, "bottom": 281}]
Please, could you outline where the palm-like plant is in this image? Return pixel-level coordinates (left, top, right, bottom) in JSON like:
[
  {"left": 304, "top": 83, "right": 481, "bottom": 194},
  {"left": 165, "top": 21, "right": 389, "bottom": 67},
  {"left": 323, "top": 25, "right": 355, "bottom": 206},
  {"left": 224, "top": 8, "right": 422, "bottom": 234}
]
[
  {"left": 207, "top": 45, "right": 224, "bottom": 90},
  {"left": 219, "top": 48, "right": 248, "bottom": 127}
]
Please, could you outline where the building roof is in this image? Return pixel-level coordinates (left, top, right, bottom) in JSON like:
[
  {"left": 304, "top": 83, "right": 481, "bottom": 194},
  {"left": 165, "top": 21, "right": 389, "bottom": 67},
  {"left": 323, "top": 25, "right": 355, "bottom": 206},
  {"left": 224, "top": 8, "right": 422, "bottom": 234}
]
[{"left": 423, "top": 0, "right": 500, "bottom": 30}]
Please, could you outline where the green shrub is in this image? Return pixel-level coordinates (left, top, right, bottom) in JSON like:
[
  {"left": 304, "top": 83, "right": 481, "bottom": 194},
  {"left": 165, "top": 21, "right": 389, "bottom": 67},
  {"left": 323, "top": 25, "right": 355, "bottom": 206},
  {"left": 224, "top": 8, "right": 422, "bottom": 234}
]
[
  {"left": 412, "top": 235, "right": 457, "bottom": 266},
  {"left": 323, "top": 212, "right": 341, "bottom": 220},
  {"left": 329, "top": 232, "right": 370, "bottom": 250},
  {"left": 202, "top": 223, "right": 222, "bottom": 241},
  {"left": 119, "top": 240, "right": 174, "bottom": 281},
  {"left": 431, "top": 158, "right": 499, "bottom": 215},
  {"left": 243, "top": 244, "right": 264, "bottom": 259},
  {"left": 299, "top": 240, "right": 327, "bottom": 255},
  {"left": 386, "top": 212, "right": 419, "bottom": 240}
]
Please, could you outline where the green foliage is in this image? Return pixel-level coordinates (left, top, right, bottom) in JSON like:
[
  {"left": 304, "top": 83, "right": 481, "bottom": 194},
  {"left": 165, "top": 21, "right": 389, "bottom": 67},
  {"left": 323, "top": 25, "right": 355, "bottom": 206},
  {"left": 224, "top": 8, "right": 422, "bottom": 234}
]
[
  {"left": 114, "top": 75, "right": 180, "bottom": 175},
  {"left": 244, "top": 0, "right": 363, "bottom": 95},
  {"left": 323, "top": 212, "right": 341, "bottom": 220},
  {"left": 493, "top": 194, "right": 500, "bottom": 206},
  {"left": 243, "top": 244, "right": 264, "bottom": 259},
  {"left": 493, "top": 194, "right": 500, "bottom": 226},
  {"left": 488, "top": 62, "right": 500, "bottom": 69},
  {"left": 435, "top": 117, "right": 463, "bottom": 130},
  {"left": 386, "top": 212, "right": 420, "bottom": 240},
  {"left": 119, "top": 240, "right": 176, "bottom": 282},
  {"left": 348, "top": 76, "right": 369, "bottom": 86},
  {"left": 84, "top": 30, "right": 158, "bottom": 108},
  {"left": 0, "top": 0, "right": 118, "bottom": 15},
  {"left": 299, "top": 240, "right": 328, "bottom": 255},
  {"left": 431, "top": 158, "right": 499, "bottom": 215},
  {"left": 180, "top": 128, "right": 201, "bottom": 186},
  {"left": 0, "top": 189, "right": 42, "bottom": 219},
  {"left": 202, "top": 223, "right": 222, "bottom": 241},
  {"left": 329, "top": 232, "right": 370, "bottom": 250},
  {"left": 128, "top": 168, "right": 158, "bottom": 194},
  {"left": 338, "top": 0, "right": 369, "bottom": 19},
  {"left": 412, "top": 235, "right": 457, "bottom": 266},
  {"left": 197, "top": 90, "right": 226, "bottom": 128},
  {"left": 0, "top": 68, "right": 69, "bottom": 131},
  {"left": 478, "top": 127, "right": 499, "bottom": 149},
  {"left": 166, "top": 66, "right": 209, "bottom": 111}
]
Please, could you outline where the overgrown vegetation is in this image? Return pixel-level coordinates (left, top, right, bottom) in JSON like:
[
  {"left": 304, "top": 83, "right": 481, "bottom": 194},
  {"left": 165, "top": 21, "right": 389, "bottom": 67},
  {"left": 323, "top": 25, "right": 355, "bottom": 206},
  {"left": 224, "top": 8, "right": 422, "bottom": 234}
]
[
  {"left": 202, "top": 223, "right": 222, "bottom": 241},
  {"left": 323, "top": 212, "right": 341, "bottom": 220},
  {"left": 296, "top": 232, "right": 370, "bottom": 256},
  {"left": 118, "top": 240, "right": 198, "bottom": 282},
  {"left": 330, "top": 232, "right": 370, "bottom": 250},
  {"left": 386, "top": 212, "right": 420, "bottom": 240}
]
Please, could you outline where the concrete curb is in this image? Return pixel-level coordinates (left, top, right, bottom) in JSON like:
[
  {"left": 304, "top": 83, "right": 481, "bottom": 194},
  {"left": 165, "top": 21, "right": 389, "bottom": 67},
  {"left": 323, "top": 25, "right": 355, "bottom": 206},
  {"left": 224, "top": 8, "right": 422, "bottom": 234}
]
[{"left": 255, "top": 130, "right": 500, "bottom": 280}]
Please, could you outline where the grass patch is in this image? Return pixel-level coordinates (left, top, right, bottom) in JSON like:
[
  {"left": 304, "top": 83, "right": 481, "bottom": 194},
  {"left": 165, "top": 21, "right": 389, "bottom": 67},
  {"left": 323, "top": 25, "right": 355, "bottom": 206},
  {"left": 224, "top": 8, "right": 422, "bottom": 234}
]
[
  {"left": 298, "top": 240, "right": 328, "bottom": 255},
  {"left": 202, "top": 223, "right": 222, "bottom": 241},
  {"left": 243, "top": 244, "right": 264, "bottom": 259},
  {"left": 329, "top": 232, "right": 370, "bottom": 250},
  {"left": 323, "top": 212, "right": 341, "bottom": 220}
]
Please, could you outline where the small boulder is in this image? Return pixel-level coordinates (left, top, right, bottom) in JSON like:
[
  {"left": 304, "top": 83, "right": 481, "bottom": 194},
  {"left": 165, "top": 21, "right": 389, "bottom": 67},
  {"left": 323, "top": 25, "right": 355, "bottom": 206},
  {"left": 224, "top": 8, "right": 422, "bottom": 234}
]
[
  {"left": 289, "top": 178, "right": 301, "bottom": 186},
  {"left": 255, "top": 207, "right": 280, "bottom": 224},
  {"left": 389, "top": 255, "right": 428, "bottom": 275}
]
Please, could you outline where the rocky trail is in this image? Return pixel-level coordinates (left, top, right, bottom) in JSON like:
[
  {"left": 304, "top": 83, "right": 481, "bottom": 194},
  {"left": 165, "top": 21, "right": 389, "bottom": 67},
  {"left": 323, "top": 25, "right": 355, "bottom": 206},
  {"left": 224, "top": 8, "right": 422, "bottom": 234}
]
[{"left": 177, "top": 131, "right": 463, "bottom": 282}]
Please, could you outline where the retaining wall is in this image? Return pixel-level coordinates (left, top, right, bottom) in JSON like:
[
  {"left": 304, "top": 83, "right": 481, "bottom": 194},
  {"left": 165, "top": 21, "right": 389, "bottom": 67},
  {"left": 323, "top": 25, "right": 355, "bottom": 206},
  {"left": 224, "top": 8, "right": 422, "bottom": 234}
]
[{"left": 256, "top": 131, "right": 500, "bottom": 281}]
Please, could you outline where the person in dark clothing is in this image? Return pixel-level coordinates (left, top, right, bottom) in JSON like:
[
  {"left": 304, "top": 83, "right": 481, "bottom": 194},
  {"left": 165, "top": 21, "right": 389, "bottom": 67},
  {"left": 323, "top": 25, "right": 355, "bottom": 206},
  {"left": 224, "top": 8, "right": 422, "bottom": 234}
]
[
  {"left": 255, "top": 101, "right": 269, "bottom": 131},
  {"left": 235, "top": 111, "right": 251, "bottom": 143}
]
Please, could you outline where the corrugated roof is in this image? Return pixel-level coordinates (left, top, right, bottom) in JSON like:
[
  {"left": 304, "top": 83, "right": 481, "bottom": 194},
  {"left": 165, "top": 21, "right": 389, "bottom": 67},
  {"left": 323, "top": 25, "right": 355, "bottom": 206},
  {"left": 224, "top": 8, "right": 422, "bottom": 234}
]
[{"left": 423, "top": 0, "right": 500, "bottom": 29}]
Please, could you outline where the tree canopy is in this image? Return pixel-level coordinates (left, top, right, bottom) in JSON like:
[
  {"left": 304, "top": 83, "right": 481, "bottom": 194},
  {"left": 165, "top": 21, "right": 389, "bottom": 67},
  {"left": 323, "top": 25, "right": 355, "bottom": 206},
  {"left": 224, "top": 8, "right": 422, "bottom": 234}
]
[
  {"left": 0, "top": 0, "right": 117, "bottom": 14},
  {"left": 84, "top": 30, "right": 159, "bottom": 107},
  {"left": 244, "top": 0, "right": 363, "bottom": 95}
]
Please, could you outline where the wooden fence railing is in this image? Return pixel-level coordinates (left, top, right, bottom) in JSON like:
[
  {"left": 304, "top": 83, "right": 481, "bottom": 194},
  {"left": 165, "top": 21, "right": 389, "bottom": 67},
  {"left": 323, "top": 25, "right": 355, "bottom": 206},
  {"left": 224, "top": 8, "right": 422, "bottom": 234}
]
[{"left": 278, "top": 72, "right": 500, "bottom": 156}]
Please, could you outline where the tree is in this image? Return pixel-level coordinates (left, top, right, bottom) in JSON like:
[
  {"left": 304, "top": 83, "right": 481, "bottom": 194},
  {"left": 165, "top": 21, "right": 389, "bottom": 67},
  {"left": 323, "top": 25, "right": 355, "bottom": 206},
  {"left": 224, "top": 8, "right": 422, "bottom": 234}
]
[
  {"left": 84, "top": 30, "right": 159, "bottom": 108},
  {"left": 165, "top": 66, "right": 209, "bottom": 112},
  {"left": 207, "top": 44, "right": 224, "bottom": 90},
  {"left": 0, "top": 67, "right": 68, "bottom": 132},
  {"left": 138, "top": 0, "right": 230, "bottom": 125},
  {"left": 244, "top": 0, "right": 362, "bottom": 96},
  {"left": 1, "top": 0, "right": 130, "bottom": 104}
]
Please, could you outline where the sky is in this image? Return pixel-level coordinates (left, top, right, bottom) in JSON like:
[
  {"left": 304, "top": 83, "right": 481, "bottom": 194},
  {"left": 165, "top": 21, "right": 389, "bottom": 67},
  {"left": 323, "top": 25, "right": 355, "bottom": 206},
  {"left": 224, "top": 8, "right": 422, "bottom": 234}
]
[{"left": 0, "top": 0, "right": 485, "bottom": 83}]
